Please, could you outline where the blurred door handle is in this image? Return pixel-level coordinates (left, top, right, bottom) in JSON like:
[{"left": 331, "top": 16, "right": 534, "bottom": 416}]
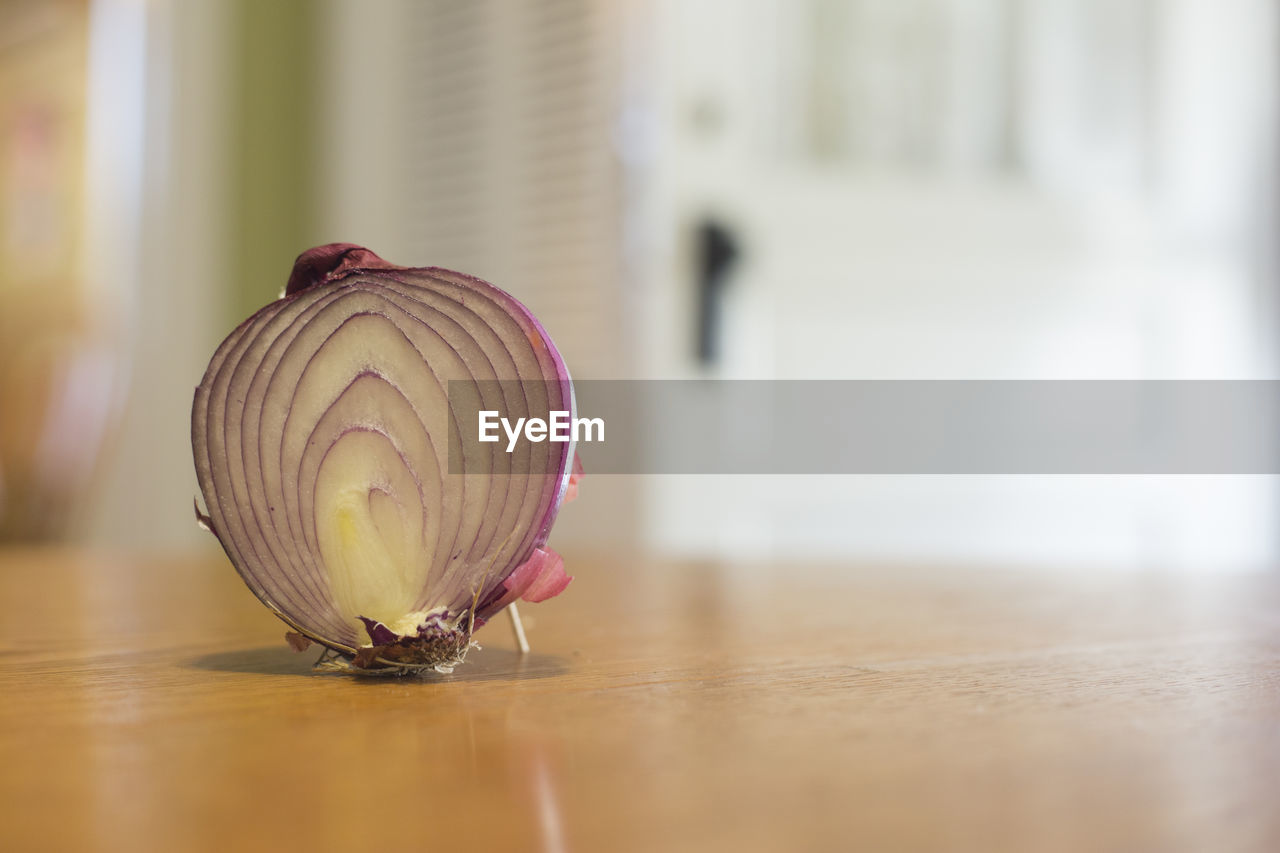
[{"left": 695, "top": 218, "right": 740, "bottom": 364}]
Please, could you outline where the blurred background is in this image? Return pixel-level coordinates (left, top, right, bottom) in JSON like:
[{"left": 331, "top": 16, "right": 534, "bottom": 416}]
[{"left": 2, "top": 0, "right": 1278, "bottom": 572}]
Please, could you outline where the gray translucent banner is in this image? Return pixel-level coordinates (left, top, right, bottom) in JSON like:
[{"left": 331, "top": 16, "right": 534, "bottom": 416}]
[{"left": 448, "top": 380, "right": 1280, "bottom": 474}]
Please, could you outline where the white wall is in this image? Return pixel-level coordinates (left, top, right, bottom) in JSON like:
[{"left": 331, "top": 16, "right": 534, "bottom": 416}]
[{"left": 85, "top": 0, "right": 231, "bottom": 552}]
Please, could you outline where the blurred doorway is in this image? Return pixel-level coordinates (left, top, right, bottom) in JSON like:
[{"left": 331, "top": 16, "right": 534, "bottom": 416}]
[{"left": 631, "top": 0, "right": 1280, "bottom": 569}]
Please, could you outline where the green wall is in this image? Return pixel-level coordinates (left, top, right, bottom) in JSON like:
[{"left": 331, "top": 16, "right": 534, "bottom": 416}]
[{"left": 228, "top": 0, "right": 322, "bottom": 322}]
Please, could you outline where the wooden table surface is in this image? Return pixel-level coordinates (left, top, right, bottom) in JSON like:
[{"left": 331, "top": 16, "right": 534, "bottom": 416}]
[{"left": 2, "top": 546, "right": 1278, "bottom": 852}]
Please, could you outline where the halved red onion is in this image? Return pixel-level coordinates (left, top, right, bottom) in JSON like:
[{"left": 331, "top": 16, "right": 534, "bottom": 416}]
[{"left": 192, "top": 244, "right": 578, "bottom": 674}]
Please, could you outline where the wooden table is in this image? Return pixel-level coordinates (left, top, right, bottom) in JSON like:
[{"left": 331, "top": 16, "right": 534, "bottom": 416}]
[{"left": 2, "top": 546, "right": 1277, "bottom": 852}]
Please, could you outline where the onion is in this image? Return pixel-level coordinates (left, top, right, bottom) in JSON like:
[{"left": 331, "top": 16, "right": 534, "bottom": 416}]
[{"left": 192, "top": 244, "right": 578, "bottom": 674}]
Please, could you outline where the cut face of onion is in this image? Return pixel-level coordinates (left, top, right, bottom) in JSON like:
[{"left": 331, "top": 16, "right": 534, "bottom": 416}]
[{"left": 192, "top": 244, "right": 577, "bottom": 674}]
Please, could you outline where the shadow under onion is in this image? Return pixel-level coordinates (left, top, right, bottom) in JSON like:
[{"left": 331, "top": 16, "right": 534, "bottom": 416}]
[{"left": 188, "top": 644, "right": 570, "bottom": 681}]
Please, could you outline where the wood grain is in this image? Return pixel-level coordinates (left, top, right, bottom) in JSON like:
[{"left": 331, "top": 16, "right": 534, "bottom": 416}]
[{"left": 2, "top": 546, "right": 1278, "bottom": 852}]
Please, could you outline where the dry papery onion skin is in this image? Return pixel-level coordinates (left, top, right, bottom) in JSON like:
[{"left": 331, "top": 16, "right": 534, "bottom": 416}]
[{"left": 192, "top": 243, "right": 581, "bottom": 675}]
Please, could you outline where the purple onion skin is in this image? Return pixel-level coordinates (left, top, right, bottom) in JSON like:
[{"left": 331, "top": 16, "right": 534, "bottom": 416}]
[{"left": 193, "top": 244, "right": 578, "bottom": 673}]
